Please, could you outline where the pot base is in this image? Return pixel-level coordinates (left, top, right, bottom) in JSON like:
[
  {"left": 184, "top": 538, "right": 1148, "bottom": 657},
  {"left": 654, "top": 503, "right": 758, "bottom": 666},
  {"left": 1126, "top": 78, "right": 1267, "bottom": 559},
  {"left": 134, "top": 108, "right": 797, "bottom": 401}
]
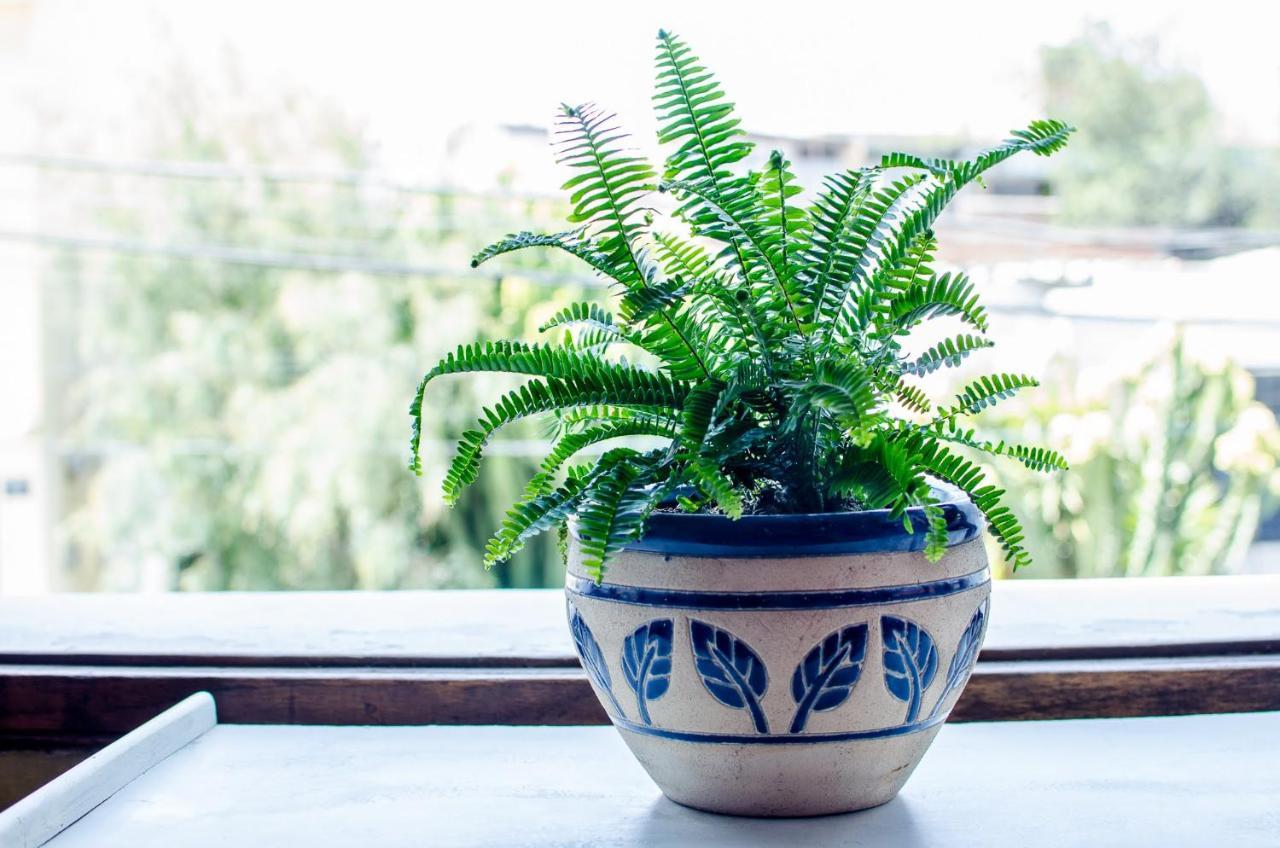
[{"left": 618, "top": 724, "right": 943, "bottom": 818}]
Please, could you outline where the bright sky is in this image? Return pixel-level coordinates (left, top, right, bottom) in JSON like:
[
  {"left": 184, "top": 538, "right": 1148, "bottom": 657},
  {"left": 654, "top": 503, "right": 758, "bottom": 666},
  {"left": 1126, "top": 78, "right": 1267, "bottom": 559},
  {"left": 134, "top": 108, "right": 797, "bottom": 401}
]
[{"left": 6, "top": 0, "right": 1280, "bottom": 174}]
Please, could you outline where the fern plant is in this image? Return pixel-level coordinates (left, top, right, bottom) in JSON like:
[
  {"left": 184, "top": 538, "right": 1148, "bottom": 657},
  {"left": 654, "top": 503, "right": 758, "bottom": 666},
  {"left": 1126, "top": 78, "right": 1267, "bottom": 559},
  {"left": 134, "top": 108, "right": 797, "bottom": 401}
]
[{"left": 410, "top": 31, "right": 1073, "bottom": 580}]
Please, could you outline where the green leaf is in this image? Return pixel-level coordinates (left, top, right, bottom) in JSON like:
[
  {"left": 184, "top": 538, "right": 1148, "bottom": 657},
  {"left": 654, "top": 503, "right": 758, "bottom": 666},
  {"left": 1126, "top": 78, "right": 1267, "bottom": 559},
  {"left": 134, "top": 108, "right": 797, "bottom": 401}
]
[
  {"left": 554, "top": 103, "right": 657, "bottom": 284},
  {"left": 883, "top": 270, "right": 989, "bottom": 334},
  {"left": 485, "top": 477, "right": 590, "bottom": 568},
  {"left": 687, "top": 457, "right": 744, "bottom": 518},
  {"left": 654, "top": 30, "right": 753, "bottom": 189},
  {"left": 678, "top": 379, "right": 726, "bottom": 449},
  {"left": 902, "top": 334, "right": 995, "bottom": 377},
  {"left": 539, "top": 302, "right": 618, "bottom": 335},
  {"left": 575, "top": 457, "right": 662, "bottom": 580},
  {"left": 471, "top": 229, "right": 623, "bottom": 282},
  {"left": 528, "top": 419, "right": 680, "bottom": 500},
  {"left": 881, "top": 120, "right": 1075, "bottom": 185},
  {"left": 802, "top": 168, "right": 874, "bottom": 329},
  {"left": 661, "top": 177, "right": 804, "bottom": 335},
  {"left": 441, "top": 370, "right": 688, "bottom": 504},
  {"left": 814, "top": 175, "right": 922, "bottom": 334},
  {"left": 409, "top": 340, "right": 666, "bottom": 475},
  {"left": 894, "top": 381, "right": 932, "bottom": 416},
  {"left": 904, "top": 432, "right": 1034, "bottom": 571},
  {"left": 790, "top": 360, "right": 879, "bottom": 421},
  {"left": 937, "top": 373, "right": 1040, "bottom": 421}
]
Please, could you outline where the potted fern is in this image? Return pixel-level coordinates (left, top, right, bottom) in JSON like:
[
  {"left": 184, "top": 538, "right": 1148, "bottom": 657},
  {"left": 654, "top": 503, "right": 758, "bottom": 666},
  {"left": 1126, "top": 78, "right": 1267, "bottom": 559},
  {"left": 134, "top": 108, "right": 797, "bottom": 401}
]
[{"left": 411, "top": 31, "right": 1071, "bottom": 816}]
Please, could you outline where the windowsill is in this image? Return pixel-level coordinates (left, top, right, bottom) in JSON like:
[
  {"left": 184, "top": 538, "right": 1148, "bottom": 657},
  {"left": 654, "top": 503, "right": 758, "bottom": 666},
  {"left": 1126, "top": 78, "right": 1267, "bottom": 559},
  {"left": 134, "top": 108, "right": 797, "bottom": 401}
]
[{"left": 1, "top": 576, "right": 1277, "bottom": 741}]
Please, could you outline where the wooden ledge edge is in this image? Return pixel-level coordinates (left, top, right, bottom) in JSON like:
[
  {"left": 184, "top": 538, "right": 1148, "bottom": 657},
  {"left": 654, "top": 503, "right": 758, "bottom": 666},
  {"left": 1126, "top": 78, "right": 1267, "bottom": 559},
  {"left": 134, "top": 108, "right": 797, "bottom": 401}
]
[{"left": 1, "top": 657, "right": 1277, "bottom": 738}]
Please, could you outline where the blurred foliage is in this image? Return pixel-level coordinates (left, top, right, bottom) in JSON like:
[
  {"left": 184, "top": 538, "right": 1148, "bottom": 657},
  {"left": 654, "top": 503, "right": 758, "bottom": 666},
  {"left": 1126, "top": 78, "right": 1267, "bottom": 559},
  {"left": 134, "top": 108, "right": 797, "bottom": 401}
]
[
  {"left": 46, "top": 45, "right": 1280, "bottom": 591},
  {"left": 54, "top": 73, "right": 589, "bottom": 591},
  {"left": 983, "top": 338, "right": 1280, "bottom": 578},
  {"left": 1041, "top": 22, "right": 1280, "bottom": 228}
]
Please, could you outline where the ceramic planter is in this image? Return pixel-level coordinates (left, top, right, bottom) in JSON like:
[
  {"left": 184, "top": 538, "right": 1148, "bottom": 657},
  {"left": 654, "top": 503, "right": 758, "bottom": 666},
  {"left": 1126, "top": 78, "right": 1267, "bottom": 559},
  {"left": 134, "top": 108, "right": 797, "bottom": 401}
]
[{"left": 564, "top": 483, "right": 991, "bottom": 817}]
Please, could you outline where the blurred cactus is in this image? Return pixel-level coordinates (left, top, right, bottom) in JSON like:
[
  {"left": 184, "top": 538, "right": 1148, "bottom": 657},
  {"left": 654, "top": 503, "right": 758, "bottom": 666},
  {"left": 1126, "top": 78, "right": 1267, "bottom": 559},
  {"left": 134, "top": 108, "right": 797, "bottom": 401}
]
[{"left": 984, "top": 337, "right": 1280, "bottom": 578}]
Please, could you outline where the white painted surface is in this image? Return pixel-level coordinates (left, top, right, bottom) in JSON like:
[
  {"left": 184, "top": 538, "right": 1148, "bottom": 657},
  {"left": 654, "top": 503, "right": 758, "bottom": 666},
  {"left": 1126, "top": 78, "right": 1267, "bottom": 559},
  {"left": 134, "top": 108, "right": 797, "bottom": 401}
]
[
  {"left": 0, "top": 692, "right": 217, "bottom": 848},
  {"left": 40, "top": 711, "right": 1280, "bottom": 847}
]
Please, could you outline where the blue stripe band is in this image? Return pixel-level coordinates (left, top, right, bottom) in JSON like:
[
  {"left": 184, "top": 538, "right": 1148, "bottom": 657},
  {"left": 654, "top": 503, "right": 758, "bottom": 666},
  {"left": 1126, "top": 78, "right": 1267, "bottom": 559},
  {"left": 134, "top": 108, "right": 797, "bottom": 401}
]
[
  {"left": 612, "top": 714, "right": 946, "bottom": 745},
  {"left": 566, "top": 569, "right": 988, "bottom": 611}
]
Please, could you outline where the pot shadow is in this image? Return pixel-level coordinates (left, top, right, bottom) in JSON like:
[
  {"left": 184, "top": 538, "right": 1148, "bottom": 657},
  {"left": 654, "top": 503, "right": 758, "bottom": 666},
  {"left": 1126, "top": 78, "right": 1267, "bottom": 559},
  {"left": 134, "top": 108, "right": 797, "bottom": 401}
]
[{"left": 632, "top": 794, "right": 932, "bottom": 847}]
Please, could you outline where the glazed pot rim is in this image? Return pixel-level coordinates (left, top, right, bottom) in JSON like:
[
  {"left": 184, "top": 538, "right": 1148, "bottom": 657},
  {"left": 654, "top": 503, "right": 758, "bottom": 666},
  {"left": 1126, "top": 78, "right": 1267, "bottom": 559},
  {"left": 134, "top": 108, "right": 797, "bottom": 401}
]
[{"left": 572, "top": 481, "right": 985, "bottom": 558}]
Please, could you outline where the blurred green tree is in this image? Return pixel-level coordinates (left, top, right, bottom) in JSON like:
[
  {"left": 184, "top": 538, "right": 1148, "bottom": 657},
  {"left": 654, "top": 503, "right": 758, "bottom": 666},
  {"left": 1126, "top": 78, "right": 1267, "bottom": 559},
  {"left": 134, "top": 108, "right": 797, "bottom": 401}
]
[
  {"left": 55, "top": 68, "right": 584, "bottom": 590},
  {"left": 1041, "top": 23, "right": 1280, "bottom": 228}
]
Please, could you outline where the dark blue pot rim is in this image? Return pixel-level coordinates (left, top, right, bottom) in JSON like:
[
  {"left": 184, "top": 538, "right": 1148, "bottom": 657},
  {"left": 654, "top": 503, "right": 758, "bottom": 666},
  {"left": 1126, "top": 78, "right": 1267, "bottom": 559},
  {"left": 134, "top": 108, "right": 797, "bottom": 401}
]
[{"left": 572, "top": 482, "right": 984, "bottom": 558}]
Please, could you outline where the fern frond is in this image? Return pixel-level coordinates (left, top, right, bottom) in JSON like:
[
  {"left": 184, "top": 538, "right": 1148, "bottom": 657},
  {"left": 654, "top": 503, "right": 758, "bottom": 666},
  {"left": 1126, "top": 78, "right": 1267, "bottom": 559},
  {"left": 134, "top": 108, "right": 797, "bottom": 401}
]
[
  {"left": 539, "top": 302, "right": 618, "bottom": 334},
  {"left": 802, "top": 168, "right": 874, "bottom": 328},
  {"left": 551, "top": 404, "right": 671, "bottom": 433},
  {"left": 654, "top": 30, "right": 752, "bottom": 189},
  {"left": 575, "top": 456, "right": 662, "bottom": 580},
  {"left": 828, "top": 454, "right": 902, "bottom": 509},
  {"left": 554, "top": 104, "right": 720, "bottom": 382},
  {"left": 535, "top": 419, "right": 678, "bottom": 493},
  {"left": 831, "top": 436, "right": 932, "bottom": 518},
  {"left": 926, "top": 421, "right": 1070, "bottom": 474},
  {"left": 883, "top": 270, "right": 989, "bottom": 334},
  {"left": 652, "top": 231, "right": 714, "bottom": 279},
  {"left": 852, "top": 121, "right": 1074, "bottom": 334},
  {"left": 1004, "top": 444, "right": 1070, "bottom": 472},
  {"left": 410, "top": 340, "right": 653, "bottom": 474},
  {"left": 652, "top": 30, "right": 767, "bottom": 296},
  {"left": 423, "top": 340, "right": 626, "bottom": 384},
  {"left": 676, "top": 380, "right": 750, "bottom": 519},
  {"left": 687, "top": 456, "right": 744, "bottom": 518},
  {"left": 790, "top": 360, "right": 879, "bottom": 421},
  {"left": 953, "top": 120, "right": 1075, "bottom": 182},
  {"left": 471, "top": 230, "right": 624, "bottom": 283},
  {"left": 903, "top": 433, "right": 1033, "bottom": 570},
  {"left": 881, "top": 120, "right": 1075, "bottom": 187},
  {"left": 678, "top": 379, "right": 726, "bottom": 448},
  {"left": 441, "top": 371, "right": 688, "bottom": 504},
  {"left": 895, "top": 381, "right": 932, "bottom": 415},
  {"left": 871, "top": 231, "right": 937, "bottom": 308},
  {"left": 815, "top": 175, "right": 922, "bottom": 334},
  {"left": 485, "top": 477, "right": 589, "bottom": 568},
  {"left": 919, "top": 501, "right": 949, "bottom": 562},
  {"left": 902, "top": 334, "right": 994, "bottom": 376},
  {"left": 555, "top": 103, "right": 656, "bottom": 284},
  {"left": 661, "top": 178, "right": 804, "bottom": 334},
  {"left": 937, "top": 373, "right": 1039, "bottom": 422},
  {"left": 759, "top": 149, "right": 811, "bottom": 289}
]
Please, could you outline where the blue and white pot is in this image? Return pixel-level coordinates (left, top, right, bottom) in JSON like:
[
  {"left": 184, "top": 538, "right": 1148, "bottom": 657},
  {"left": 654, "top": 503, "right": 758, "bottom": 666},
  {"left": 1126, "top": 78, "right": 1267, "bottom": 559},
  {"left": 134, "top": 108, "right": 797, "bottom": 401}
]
[{"left": 565, "top": 484, "right": 990, "bottom": 817}]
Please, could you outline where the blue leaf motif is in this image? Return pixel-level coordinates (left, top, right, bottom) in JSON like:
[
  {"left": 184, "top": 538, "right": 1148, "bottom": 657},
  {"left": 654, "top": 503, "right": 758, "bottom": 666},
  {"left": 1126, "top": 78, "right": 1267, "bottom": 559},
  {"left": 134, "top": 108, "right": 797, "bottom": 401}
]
[
  {"left": 881, "top": 615, "right": 938, "bottom": 724},
  {"left": 689, "top": 620, "right": 770, "bottom": 734},
  {"left": 928, "top": 600, "right": 988, "bottom": 720},
  {"left": 789, "top": 623, "right": 869, "bottom": 733},
  {"left": 567, "top": 600, "right": 624, "bottom": 718},
  {"left": 622, "top": 619, "right": 674, "bottom": 725}
]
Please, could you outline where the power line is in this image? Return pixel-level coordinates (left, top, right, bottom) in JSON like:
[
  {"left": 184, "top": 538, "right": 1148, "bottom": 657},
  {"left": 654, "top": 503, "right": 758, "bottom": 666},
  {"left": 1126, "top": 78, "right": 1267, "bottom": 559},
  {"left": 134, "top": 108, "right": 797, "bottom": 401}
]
[
  {"left": 6, "top": 151, "right": 1280, "bottom": 256},
  {"left": 3, "top": 228, "right": 1279, "bottom": 329},
  {"left": 0, "top": 227, "right": 605, "bottom": 288},
  {"left": 40, "top": 438, "right": 623, "bottom": 460},
  {"left": 0, "top": 151, "right": 559, "bottom": 201}
]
